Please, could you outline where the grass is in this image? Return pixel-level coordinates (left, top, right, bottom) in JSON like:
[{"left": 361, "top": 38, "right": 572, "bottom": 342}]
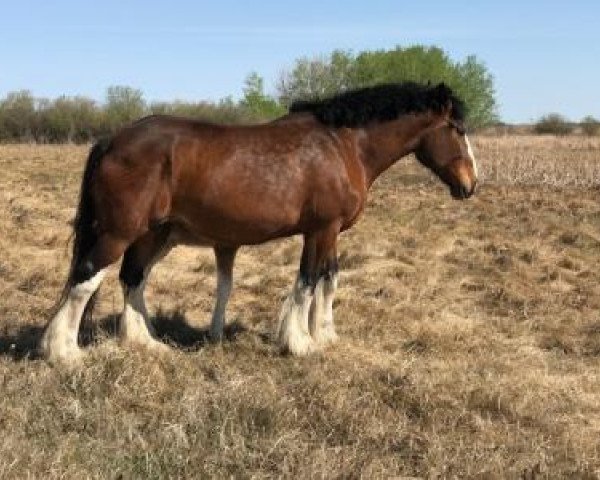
[{"left": 1, "top": 137, "right": 600, "bottom": 478}]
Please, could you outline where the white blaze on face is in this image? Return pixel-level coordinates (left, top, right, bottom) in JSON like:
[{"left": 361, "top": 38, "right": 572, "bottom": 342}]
[{"left": 464, "top": 134, "right": 478, "bottom": 179}]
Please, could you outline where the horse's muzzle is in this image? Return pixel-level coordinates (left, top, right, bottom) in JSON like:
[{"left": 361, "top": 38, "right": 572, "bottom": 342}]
[{"left": 451, "top": 180, "right": 477, "bottom": 200}]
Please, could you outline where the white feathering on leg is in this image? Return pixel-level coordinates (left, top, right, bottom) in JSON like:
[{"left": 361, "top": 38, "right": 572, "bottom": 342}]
[
  {"left": 310, "top": 273, "right": 339, "bottom": 345},
  {"left": 276, "top": 277, "right": 315, "bottom": 355},
  {"left": 120, "top": 278, "right": 169, "bottom": 353},
  {"left": 41, "top": 268, "right": 107, "bottom": 364}
]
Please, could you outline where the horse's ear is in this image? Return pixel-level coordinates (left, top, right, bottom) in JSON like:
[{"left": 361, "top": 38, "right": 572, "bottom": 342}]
[
  {"left": 435, "top": 82, "right": 451, "bottom": 99},
  {"left": 443, "top": 98, "right": 453, "bottom": 117},
  {"left": 435, "top": 82, "right": 452, "bottom": 116}
]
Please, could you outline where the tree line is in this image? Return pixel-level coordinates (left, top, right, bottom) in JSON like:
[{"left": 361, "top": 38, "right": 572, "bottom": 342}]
[
  {"left": 1, "top": 45, "right": 503, "bottom": 143},
  {"left": 0, "top": 87, "right": 263, "bottom": 144},
  {"left": 533, "top": 113, "right": 599, "bottom": 136}
]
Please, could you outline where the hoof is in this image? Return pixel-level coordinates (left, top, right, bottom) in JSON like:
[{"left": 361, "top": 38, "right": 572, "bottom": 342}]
[
  {"left": 314, "top": 327, "right": 339, "bottom": 346},
  {"left": 120, "top": 336, "right": 171, "bottom": 355},
  {"left": 279, "top": 331, "right": 318, "bottom": 356},
  {"left": 208, "top": 327, "right": 223, "bottom": 344},
  {"left": 41, "top": 342, "right": 85, "bottom": 367}
]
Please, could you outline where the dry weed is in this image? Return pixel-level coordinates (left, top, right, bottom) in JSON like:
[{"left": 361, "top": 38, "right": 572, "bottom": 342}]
[{"left": 1, "top": 137, "right": 600, "bottom": 478}]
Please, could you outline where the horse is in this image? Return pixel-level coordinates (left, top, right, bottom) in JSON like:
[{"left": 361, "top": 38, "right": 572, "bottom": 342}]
[{"left": 40, "top": 82, "right": 478, "bottom": 364}]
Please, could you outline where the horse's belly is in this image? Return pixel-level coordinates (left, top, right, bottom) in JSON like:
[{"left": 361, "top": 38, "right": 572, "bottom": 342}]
[{"left": 172, "top": 199, "right": 301, "bottom": 246}]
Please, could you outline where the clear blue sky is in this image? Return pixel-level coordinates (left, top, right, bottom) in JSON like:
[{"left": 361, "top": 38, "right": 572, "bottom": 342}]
[{"left": 1, "top": 0, "right": 598, "bottom": 123}]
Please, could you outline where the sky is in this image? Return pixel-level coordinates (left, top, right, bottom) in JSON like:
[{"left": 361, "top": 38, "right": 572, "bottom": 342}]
[{"left": 0, "top": 0, "right": 598, "bottom": 123}]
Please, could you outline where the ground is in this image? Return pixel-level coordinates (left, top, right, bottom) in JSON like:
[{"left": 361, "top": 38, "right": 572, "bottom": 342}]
[{"left": 1, "top": 136, "right": 600, "bottom": 478}]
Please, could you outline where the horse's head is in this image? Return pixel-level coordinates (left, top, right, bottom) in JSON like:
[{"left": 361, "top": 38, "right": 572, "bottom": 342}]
[{"left": 414, "top": 103, "right": 478, "bottom": 200}]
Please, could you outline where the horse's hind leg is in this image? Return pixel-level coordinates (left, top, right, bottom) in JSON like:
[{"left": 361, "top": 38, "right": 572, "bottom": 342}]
[
  {"left": 41, "top": 234, "right": 128, "bottom": 365},
  {"left": 209, "top": 246, "right": 237, "bottom": 342},
  {"left": 118, "top": 225, "right": 173, "bottom": 352}
]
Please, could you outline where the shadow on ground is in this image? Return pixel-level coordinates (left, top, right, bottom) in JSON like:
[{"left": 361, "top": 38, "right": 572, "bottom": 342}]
[
  {"left": 0, "top": 323, "right": 45, "bottom": 361},
  {"left": 0, "top": 309, "right": 247, "bottom": 361},
  {"left": 151, "top": 308, "right": 247, "bottom": 350}
]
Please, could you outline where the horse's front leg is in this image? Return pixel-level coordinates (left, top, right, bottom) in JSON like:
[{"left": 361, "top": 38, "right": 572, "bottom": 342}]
[
  {"left": 276, "top": 275, "right": 315, "bottom": 355},
  {"left": 309, "top": 262, "right": 339, "bottom": 346},
  {"left": 276, "top": 225, "right": 340, "bottom": 355}
]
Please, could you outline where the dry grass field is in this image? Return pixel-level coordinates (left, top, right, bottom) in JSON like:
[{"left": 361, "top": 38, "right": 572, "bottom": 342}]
[{"left": 1, "top": 136, "right": 600, "bottom": 478}]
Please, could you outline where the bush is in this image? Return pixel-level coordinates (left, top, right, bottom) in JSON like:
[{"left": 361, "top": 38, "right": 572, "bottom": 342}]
[
  {"left": 240, "top": 72, "right": 286, "bottom": 121},
  {"left": 581, "top": 116, "right": 600, "bottom": 136},
  {"left": 37, "top": 96, "right": 104, "bottom": 143},
  {"left": 0, "top": 91, "right": 37, "bottom": 141},
  {"left": 104, "top": 86, "right": 146, "bottom": 133},
  {"left": 149, "top": 98, "right": 254, "bottom": 124},
  {"left": 533, "top": 114, "right": 574, "bottom": 136}
]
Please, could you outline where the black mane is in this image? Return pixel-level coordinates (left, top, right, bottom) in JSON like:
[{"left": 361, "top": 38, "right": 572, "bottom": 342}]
[{"left": 289, "top": 82, "right": 465, "bottom": 128}]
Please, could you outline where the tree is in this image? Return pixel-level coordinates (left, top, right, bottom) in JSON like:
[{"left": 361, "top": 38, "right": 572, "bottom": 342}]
[
  {"left": 0, "top": 90, "right": 37, "bottom": 141},
  {"left": 38, "top": 96, "right": 102, "bottom": 143},
  {"left": 453, "top": 55, "right": 497, "bottom": 129},
  {"left": 277, "top": 46, "right": 498, "bottom": 129},
  {"left": 240, "top": 72, "right": 285, "bottom": 120},
  {"left": 534, "top": 113, "right": 574, "bottom": 135},
  {"left": 351, "top": 46, "right": 459, "bottom": 86},
  {"left": 581, "top": 116, "right": 599, "bottom": 136},
  {"left": 104, "top": 86, "right": 146, "bottom": 131},
  {"left": 277, "top": 50, "right": 354, "bottom": 106},
  {"left": 149, "top": 97, "right": 256, "bottom": 124}
]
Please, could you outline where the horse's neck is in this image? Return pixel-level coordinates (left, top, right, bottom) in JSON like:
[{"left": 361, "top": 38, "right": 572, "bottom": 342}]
[{"left": 359, "top": 114, "right": 437, "bottom": 187}]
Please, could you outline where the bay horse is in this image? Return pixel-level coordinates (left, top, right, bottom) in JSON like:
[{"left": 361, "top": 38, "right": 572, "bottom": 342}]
[{"left": 41, "top": 82, "right": 478, "bottom": 364}]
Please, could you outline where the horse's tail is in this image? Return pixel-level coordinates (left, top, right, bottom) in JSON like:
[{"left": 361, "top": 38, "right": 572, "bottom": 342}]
[{"left": 54, "top": 137, "right": 112, "bottom": 316}]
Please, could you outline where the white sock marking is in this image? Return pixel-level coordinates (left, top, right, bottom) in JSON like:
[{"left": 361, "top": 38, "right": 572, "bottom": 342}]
[
  {"left": 120, "top": 278, "right": 157, "bottom": 345},
  {"left": 209, "top": 266, "right": 233, "bottom": 341},
  {"left": 120, "top": 240, "right": 174, "bottom": 349}
]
